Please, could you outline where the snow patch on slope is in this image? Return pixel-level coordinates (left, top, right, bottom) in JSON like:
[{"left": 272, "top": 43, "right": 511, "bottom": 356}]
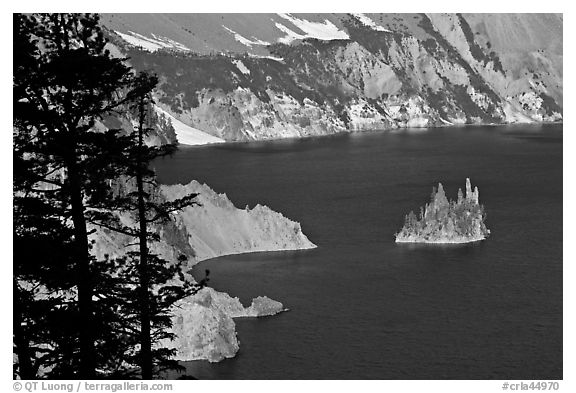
[
  {"left": 232, "top": 59, "right": 250, "bottom": 75},
  {"left": 115, "top": 30, "right": 164, "bottom": 51},
  {"left": 248, "top": 53, "right": 284, "bottom": 62},
  {"left": 154, "top": 106, "right": 225, "bottom": 146},
  {"left": 114, "top": 30, "right": 190, "bottom": 52},
  {"left": 274, "top": 22, "right": 307, "bottom": 44},
  {"left": 275, "top": 13, "right": 349, "bottom": 43},
  {"left": 222, "top": 26, "right": 270, "bottom": 48},
  {"left": 150, "top": 33, "right": 190, "bottom": 51},
  {"left": 352, "top": 13, "right": 392, "bottom": 32}
]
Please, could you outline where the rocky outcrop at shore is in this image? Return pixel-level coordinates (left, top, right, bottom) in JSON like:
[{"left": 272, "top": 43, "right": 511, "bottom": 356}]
[
  {"left": 91, "top": 179, "right": 315, "bottom": 363},
  {"left": 164, "top": 288, "right": 287, "bottom": 362}
]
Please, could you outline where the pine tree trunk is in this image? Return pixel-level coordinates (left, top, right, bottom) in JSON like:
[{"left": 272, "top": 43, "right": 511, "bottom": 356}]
[
  {"left": 137, "top": 176, "right": 153, "bottom": 379},
  {"left": 136, "top": 98, "right": 153, "bottom": 380},
  {"left": 67, "top": 158, "right": 95, "bottom": 379},
  {"left": 13, "top": 282, "right": 34, "bottom": 379}
]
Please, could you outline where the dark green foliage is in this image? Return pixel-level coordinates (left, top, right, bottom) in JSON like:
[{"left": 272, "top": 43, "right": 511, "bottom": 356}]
[
  {"left": 425, "top": 87, "right": 449, "bottom": 119},
  {"left": 343, "top": 15, "right": 422, "bottom": 97},
  {"left": 269, "top": 40, "right": 352, "bottom": 108},
  {"left": 367, "top": 98, "right": 389, "bottom": 117},
  {"left": 417, "top": 14, "right": 462, "bottom": 61},
  {"left": 467, "top": 72, "right": 502, "bottom": 109},
  {"left": 417, "top": 14, "right": 502, "bottom": 120},
  {"left": 127, "top": 36, "right": 360, "bottom": 125},
  {"left": 489, "top": 51, "right": 505, "bottom": 74},
  {"left": 456, "top": 15, "right": 490, "bottom": 66},
  {"left": 128, "top": 50, "right": 243, "bottom": 108},
  {"left": 342, "top": 15, "right": 393, "bottom": 62},
  {"left": 455, "top": 14, "right": 505, "bottom": 75},
  {"left": 430, "top": 74, "right": 499, "bottom": 124},
  {"left": 420, "top": 38, "right": 439, "bottom": 56},
  {"left": 451, "top": 84, "right": 494, "bottom": 123}
]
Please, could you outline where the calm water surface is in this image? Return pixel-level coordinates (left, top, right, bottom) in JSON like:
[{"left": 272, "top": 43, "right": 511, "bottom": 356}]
[{"left": 154, "top": 124, "right": 562, "bottom": 379}]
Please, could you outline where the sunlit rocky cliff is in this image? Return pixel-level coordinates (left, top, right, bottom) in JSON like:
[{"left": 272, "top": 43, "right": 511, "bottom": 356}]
[
  {"left": 92, "top": 180, "right": 316, "bottom": 362},
  {"left": 101, "top": 13, "right": 563, "bottom": 144}
]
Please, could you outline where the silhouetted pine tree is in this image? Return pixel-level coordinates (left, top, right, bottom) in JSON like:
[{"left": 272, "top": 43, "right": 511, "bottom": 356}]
[
  {"left": 15, "top": 13, "right": 208, "bottom": 379},
  {"left": 106, "top": 72, "right": 206, "bottom": 378},
  {"left": 14, "top": 13, "right": 82, "bottom": 378},
  {"left": 13, "top": 13, "right": 145, "bottom": 378}
]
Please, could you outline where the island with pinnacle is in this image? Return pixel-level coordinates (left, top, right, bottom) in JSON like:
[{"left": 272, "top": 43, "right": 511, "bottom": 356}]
[{"left": 395, "top": 178, "right": 490, "bottom": 244}]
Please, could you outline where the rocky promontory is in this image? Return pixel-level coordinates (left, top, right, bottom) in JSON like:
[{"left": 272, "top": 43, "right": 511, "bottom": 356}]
[
  {"left": 92, "top": 179, "right": 316, "bottom": 363},
  {"left": 395, "top": 178, "right": 490, "bottom": 244}
]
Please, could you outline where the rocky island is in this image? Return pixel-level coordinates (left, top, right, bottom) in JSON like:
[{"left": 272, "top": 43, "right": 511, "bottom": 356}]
[{"left": 395, "top": 178, "right": 490, "bottom": 244}]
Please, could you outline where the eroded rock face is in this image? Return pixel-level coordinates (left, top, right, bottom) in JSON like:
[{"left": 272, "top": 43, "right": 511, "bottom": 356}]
[
  {"left": 109, "top": 13, "right": 561, "bottom": 144},
  {"left": 166, "top": 290, "right": 239, "bottom": 362},
  {"left": 160, "top": 180, "right": 317, "bottom": 262},
  {"left": 91, "top": 179, "right": 313, "bottom": 363},
  {"left": 165, "top": 288, "right": 286, "bottom": 362},
  {"left": 395, "top": 178, "right": 490, "bottom": 244},
  {"left": 246, "top": 296, "right": 285, "bottom": 317}
]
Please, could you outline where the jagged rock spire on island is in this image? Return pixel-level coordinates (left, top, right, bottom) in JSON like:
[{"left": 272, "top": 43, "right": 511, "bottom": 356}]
[{"left": 395, "top": 178, "right": 490, "bottom": 244}]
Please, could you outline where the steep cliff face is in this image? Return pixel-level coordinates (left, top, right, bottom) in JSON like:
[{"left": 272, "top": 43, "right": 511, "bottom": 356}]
[
  {"left": 103, "top": 13, "right": 562, "bottom": 143},
  {"left": 161, "top": 180, "right": 316, "bottom": 261},
  {"left": 92, "top": 179, "right": 316, "bottom": 277},
  {"left": 91, "top": 179, "right": 316, "bottom": 362},
  {"left": 164, "top": 287, "right": 286, "bottom": 362}
]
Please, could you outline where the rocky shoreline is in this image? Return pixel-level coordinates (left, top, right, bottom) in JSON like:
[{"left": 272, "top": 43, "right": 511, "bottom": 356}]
[
  {"left": 93, "top": 179, "right": 316, "bottom": 363},
  {"left": 395, "top": 234, "right": 486, "bottom": 244}
]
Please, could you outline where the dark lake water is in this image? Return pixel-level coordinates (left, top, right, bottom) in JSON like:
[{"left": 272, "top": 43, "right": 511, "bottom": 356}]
[{"left": 153, "top": 124, "right": 562, "bottom": 380}]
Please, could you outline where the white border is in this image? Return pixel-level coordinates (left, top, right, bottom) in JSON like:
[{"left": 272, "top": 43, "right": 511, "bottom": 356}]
[{"left": 2, "top": 3, "right": 571, "bottom": 392}]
